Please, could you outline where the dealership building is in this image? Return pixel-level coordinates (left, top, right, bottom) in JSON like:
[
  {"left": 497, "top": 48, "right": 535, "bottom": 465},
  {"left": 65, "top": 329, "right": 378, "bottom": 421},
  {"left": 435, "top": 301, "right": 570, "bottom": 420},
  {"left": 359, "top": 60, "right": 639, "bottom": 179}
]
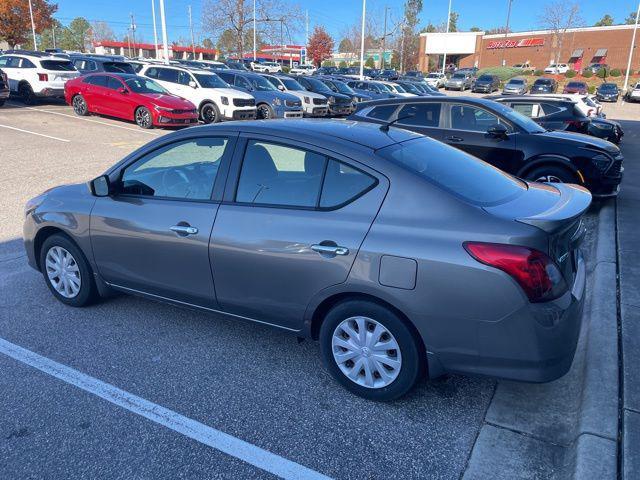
[{"left": 418, "top": 24, "right": 640, "bottom": 72}]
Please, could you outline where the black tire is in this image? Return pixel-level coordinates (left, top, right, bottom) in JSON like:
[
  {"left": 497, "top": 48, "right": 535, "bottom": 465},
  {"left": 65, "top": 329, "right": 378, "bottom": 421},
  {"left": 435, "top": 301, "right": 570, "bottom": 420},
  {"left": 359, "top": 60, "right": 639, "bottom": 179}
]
[
  {"left": 257, "top": 103, "right": 274, "bottom": 119},
  {"left": 135, "top": 106, "right": 153, "bottom": 129},
  {"left": 319, "top": 300, "right": 424, "bottom": 401},
  {"left": 200, "top": 102, "right": 221, "bottom": 124},
  {"left": 72, "top": 94, "right": 89, "bottom": 116},
  {"left": 39, "top": 234, "right": 99, "bottom": 307},
  {"left": 19, "top": 82, "right": 36, "bottom": 105},
  {"left": 0, "top": 99, "right": 5, "bottom": 107},
  {"left": 525, "top": 165, "right": 579, "bottom": 184}
]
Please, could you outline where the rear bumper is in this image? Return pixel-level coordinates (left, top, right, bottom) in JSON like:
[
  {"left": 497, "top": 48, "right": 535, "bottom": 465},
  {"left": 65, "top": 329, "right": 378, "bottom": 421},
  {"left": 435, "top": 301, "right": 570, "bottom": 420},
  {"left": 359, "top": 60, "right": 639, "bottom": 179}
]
[
  {"left": 36, "top": 88, "right": 65, "bottom": 98},
  {"left": 427, "top": 251, "right": 586, "bottom": 383}
]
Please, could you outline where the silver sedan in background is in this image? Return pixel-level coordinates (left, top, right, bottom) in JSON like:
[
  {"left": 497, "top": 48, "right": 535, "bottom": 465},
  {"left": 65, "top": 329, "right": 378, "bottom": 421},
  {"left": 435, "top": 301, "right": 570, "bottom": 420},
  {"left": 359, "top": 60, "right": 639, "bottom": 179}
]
[
  {"left": 24, "top": 120, "right": 590, "bottom": 401},
  {"left": 502, "top": 77, "right": 529, "bottom": 95}
]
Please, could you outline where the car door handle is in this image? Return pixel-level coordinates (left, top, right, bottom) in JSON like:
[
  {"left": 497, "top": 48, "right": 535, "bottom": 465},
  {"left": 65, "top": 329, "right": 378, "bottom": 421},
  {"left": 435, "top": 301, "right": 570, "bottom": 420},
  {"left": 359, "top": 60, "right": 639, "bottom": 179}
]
[
  {"left": 311, "top": 244, "right": 349, "bottom": 256},
  {"left": 170, "top": 225, "right": 198, "bottom": 236},
  {"left": 446, "top": 136, "right": 464, "bottom": 142}
]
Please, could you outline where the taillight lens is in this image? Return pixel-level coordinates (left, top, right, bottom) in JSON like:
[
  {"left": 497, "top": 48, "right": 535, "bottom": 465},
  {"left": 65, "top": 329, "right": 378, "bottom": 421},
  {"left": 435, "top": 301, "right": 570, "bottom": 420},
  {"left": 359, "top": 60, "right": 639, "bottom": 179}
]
[
  {"left": 38, "top": 73, "right": 48, "bottom": 81},
  {"left": 464, "top": 242, "right": 567, "bottom": 303}
]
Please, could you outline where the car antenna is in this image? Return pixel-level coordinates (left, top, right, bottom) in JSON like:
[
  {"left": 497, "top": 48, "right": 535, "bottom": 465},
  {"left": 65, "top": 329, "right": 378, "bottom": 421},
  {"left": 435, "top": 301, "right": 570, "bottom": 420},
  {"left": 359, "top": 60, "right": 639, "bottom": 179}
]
[{"left": 380, "top": 110, "right": 416, "bottom": 132}]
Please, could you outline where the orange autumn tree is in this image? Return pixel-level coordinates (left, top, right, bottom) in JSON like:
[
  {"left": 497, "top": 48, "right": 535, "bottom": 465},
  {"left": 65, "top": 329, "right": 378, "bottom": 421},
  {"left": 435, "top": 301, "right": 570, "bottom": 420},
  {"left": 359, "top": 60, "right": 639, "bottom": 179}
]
[
  {"left": 0, "top": 0, "right": 57, "bottom": 48},
  {"left": 307, "top": 26, "right": 334, "bottom": 67}
]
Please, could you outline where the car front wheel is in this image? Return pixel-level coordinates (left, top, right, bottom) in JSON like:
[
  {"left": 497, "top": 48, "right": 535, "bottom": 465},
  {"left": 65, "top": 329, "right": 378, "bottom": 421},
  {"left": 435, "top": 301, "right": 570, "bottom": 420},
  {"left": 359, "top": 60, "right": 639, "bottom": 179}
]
[
  {"left": 40, "top": 234, "right": 98, "bottom": 307},
  {"left": 200, "top": 102, "right": 220, "bottom": 124},
  {"left": 72, "top": 94, "right": 89, "bottom": 116},
  {"left": 526, "top": 165, "right": 578, "bottom": 184},
  {"left": 319, "top": 300, "right": 424, "bottom": 401},
  {"left": 135, "top": 106, "right": 153, "bottom": 129},
  {"left": 257, "top": 103, "right": 274, "bottom": 119}
]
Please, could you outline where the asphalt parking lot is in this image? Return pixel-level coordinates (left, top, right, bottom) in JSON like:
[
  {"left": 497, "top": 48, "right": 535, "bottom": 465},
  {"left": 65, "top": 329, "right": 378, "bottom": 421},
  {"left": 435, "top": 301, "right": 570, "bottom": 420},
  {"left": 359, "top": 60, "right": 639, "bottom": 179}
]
[{"left": 0, "top": 96, "right": 631, "bottom": 479}]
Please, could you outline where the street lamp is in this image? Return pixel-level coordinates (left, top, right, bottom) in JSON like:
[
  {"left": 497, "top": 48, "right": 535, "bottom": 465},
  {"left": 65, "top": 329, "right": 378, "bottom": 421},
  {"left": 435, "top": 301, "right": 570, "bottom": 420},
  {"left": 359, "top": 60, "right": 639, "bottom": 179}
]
[
  {"left": 624, "top": 1, "right": 640, "bottom": 93},
  {"left": 501, "top": 0, "right": 514, "bottom": 67},
  {"left": 359, "top": 0, "right": 366, "bottom": 79},
  {"left": 158, "top": 0, "right": 170, "bottom": 64},
  {"left": 441, "top": 0, "right": 452, "bottom": 74},
  {"left": 28, "top": 0, "right": 38, "bottom": 50}
]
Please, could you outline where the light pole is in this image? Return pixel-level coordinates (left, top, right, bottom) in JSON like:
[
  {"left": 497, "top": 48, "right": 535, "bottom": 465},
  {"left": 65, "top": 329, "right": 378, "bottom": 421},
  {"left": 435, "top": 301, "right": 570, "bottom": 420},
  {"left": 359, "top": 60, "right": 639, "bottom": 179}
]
[
  {"left": 188, "top": 5, "right": 196, "bottom": 58},
  {"left": 359, "top": 0, "right": 366, "bottom": 79},
  {"left": 381, "top": 6, "right": 389, "bottom": 70},
  {"left": 501, "top": 0, "right": 514, "bottom": 67},
  {"left": 151, "top": 0, "right": 159, "bottom": 59},
  {"left": 624, "top": 1, "right": 640, "bottom": 93},
  {"left": 159, "top": 0, "right": 170, "bottom": 64},
  {"left": 253, "top": 0, "right": 257, "bottom": 61},
  {"left": 28, "top": 0, "right": 38, "bottom": 50},
  {"left": 441, "top": 0, "right": 452, "bottom": 74}
]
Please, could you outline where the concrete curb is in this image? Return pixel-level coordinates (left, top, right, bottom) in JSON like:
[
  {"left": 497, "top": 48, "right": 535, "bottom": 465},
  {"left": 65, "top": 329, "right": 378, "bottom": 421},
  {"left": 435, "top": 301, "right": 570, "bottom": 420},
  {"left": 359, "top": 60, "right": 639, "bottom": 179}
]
[{"left": 464, "top": 201, "right": 619, "bottom": 480}]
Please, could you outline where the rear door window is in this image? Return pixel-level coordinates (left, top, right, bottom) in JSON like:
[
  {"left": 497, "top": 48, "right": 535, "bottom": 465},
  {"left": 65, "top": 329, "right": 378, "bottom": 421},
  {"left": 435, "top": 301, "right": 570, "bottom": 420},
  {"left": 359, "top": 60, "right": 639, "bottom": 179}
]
[
  {"left": 397, "top": 103, "right": 442, "bottom": 128},
  {"left": 85, "top": 75, "right": 108, "bottom": 87},
  {"left": 367, "top": 104, "right": 397, "bottom": 120},
  {"left": 106, "top": 76, "right": 123, "bottom": 90},
  {"left": 450, "top": 105, "right": 505, "bottom": 132},
  {"left": 157, "top": 68, "right": 179, "bottom": 83}
]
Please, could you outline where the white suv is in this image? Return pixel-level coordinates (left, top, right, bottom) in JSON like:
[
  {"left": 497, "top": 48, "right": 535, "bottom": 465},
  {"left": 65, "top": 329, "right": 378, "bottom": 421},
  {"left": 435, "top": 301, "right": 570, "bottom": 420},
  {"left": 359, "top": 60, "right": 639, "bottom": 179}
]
[
  {"left": 139, "top": 65, "right": 256, "bottom": 123},
  {"left": 0, "top": 51, "right": 79, "bottom": 103},
  {"left": 289, "top": 64, "right": 316, "bottom": 75},
  {"left": 424, "top": 72, "right": 446, "bottom": 88},
  {"left": 544, "top": 63, "right": 569, "bottom": 74},
  {"left": 252, "top": 61, "right": 282, "bottom": 73}
]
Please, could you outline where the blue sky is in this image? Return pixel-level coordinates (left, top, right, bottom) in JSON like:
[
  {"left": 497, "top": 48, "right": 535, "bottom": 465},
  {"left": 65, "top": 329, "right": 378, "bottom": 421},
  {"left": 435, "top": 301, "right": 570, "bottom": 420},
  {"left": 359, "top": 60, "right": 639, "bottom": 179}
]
[{"left": 53, "top": 0, "right": 639, "bottom": 46}]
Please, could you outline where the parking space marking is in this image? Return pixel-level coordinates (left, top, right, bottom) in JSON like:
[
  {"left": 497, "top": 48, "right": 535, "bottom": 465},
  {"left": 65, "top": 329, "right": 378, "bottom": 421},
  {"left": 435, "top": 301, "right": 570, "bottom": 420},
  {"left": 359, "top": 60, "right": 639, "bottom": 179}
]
[
  {"left": 0, "top": 337, "right": 332, "bottom": 480},
  {"left": 0, "top": 124, "right": 70, "bottom": 142},
  {"left": 23, "top": 106, "right": 161, "bottom": 136}
]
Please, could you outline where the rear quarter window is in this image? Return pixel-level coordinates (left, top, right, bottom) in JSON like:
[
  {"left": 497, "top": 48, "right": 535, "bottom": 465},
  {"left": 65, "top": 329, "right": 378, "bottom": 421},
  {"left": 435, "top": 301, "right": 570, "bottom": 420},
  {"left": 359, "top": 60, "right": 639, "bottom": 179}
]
[{"left": 40, "top": 60, "right": 75, "bottom": 71}]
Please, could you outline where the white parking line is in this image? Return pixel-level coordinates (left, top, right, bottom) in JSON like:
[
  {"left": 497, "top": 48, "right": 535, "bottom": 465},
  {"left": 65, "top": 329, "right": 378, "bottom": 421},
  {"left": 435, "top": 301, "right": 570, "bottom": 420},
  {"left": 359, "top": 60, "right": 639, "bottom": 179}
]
[
  {"left": 23, "top": 106, "right": 160, "bottom": 136},
  {"left": 0, "top": 124, "right": 70, "bottom": 142},
  {"left": 0, "top": 337, "right": 331, "bottom": 480}
]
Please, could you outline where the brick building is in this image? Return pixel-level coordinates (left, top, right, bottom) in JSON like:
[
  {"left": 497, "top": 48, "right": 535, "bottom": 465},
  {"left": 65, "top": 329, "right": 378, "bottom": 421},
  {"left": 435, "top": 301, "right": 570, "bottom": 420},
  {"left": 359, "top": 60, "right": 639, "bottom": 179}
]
[{"left": 418, "top": 24, "right": 640, "bottom": 72}]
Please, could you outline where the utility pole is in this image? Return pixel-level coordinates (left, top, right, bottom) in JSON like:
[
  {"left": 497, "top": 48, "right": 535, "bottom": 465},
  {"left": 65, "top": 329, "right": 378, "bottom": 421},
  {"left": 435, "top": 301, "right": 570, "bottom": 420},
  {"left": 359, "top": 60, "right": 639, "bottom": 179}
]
[
  {"left": 305, "top": 9, "right": 309, "bottom": 49},
  {"left": 500, "top": 0, "right": 514, "bottom": 67},
  {"left": 151, "top": 0, "right": 159, "bottom": 59},
  {"left": 188, "top": 5, "right": 196, "bottom": 58},
  {"left": 280, "top": 18, "right": 283, "bottom": 66},
  {"left": 159, "top": 0, "right": 170, "bottom": 64},
  {"left": 441, "top": 0, "right": 452, "bottom": 74},
  {"left": 52, "top": 23, "right": 56, "bottom": 49},
  {"left": 130, "top": 13, "right": 137, "bottom": 57},
  {"left": 253, "top": 0, "right": 257, "bottom": 61},
  {"left": 359, "top": 0, "right": 366, "bottom": 79},
  {"left": 381, "top": 6, "right": 388, "bottom": 69},
  {"left": 624, "top": 1, "right": 640, "bottom": 93},
  {"left": 28, "top": 0, "right": 38, "bottom": 50}
]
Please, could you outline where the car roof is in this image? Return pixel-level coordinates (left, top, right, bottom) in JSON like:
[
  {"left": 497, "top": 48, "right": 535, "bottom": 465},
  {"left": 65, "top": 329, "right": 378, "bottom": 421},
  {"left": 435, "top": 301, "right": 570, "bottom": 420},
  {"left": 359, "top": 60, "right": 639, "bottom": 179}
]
[
  {"left": 488, "top": 95, "right": 574, "bottom": 104},
  {"left": 357, "top": 96, "right": 501, "bottom": 109}
]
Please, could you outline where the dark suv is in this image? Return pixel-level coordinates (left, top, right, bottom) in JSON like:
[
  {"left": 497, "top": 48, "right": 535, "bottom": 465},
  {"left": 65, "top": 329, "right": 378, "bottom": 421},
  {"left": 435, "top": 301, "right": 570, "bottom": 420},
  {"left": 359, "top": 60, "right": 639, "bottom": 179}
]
[
  {"left": 0, "top": 68, "right": 9, "bottom": 106},
  {"left": 348, "top": 96, "right": 623, "bottom": 197},
  {"left": 292, "top": 75, "right": 353, "bottom": 116},
  {"left": 70, "top": 55, "right": 136, "bottom": 75},
  {"left": 472, "top": 74, "right": 501, "bottom": 93},
  {"left": 531, "top": 78, "right": 558, "bottom": 94}
]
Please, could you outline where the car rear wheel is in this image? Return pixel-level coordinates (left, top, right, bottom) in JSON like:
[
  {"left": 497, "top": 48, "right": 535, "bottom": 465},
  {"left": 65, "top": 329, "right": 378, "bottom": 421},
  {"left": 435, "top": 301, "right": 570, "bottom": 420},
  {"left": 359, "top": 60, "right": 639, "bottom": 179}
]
[
  {"left": 319, "top": 300, "right": 424, "bottom": 401},
  {"left": 200, "top": 102, "right": 220, "bottom": 124},
  {"left": 40, "top": 234, "right": 98, "bottom": 307},
  {"left": 257, "top": 103, "right": 274, "bottom": 119},
  {"left": 526, "top": 165, "right": 578, "bottom": 184},
  {"left": 19, "top": 82, "right": 36, "bottom": 105},
  {"left": 72, "top": 94, "right": 89, "bottom": 116},
  {"left": 135, "top": 106, "right": 153, "bottom": 129}
]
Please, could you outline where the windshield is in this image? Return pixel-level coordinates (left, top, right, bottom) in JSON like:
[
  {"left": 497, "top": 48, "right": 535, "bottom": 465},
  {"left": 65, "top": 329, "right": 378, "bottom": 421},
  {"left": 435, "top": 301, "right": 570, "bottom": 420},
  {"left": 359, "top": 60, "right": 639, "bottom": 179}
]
[
  {"left": 534, "top": 79, "right": 552, "bottom": 85},
  {"left": 281, "top": 78, "right": 304, "bottom": 90},
  {"left": 477, "top": 75, "right": 493, "bottom": 81},
  {"left": 600, "top": 83, "right": 617, "bottom": 90},
  {"left": 393, "top": 84, "right": 407, "bottom": 93},
  {"left": 194, "top": 73, "right": 229, "bottom": 88},
  {"left": 508, "top": 79, "right": 525, "bottom": 85},
  {"left": 566, "top": 82, "right": 585, "bottom": 88},
  {"left": 125, "top": 77, "right": 167, "bottom": 94},
  {"left": 306, "top": 77, "right": 333, "bottom": 93},
  {"left": 452, "top": 73, "right": 466, "bottom": 79},
  {"left": 490, "top": 101, "right": 546, "bottom": 134},
  {"left": 377, "top": 83, "right": 393, "bottom": 92},
  {"left": 332, "top": 81, "right": 355, "bottom": 94},
  {"left": 248, "top": 75, "right": 277, "bottom": 91},
  {"left": 399, "top": 82, "right": 420, "bottom": 94},
  {"left": 41, "top": 60, "right": 76, "bottom": 71},
  {"left": 379, "top": 137, "right": 526, "bottom": 207}
]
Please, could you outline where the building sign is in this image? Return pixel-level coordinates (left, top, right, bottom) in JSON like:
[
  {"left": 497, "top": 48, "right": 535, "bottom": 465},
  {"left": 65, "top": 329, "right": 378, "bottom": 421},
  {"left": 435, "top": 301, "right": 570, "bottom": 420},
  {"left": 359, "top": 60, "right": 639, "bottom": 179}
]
[{"left": 487, "top": 38, "right": 544, "bottom": 49}]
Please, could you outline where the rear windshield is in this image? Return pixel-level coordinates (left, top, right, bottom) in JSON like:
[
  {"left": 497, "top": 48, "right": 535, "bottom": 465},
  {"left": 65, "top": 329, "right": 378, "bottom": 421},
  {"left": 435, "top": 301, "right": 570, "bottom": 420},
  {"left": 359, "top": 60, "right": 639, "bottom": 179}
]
[
  {"left": 40, "top": 60, "right": 75, "bottom": 71},
  {"left": 600, "top": 83, "right": 617, "bottom": 90},
  {"left": 378, "top": 137, "right": 526, "bottom": 206},
  {"left": 508, "top": 79, "right": 525, "bottom": 85},
  {"left": 452, "top": 73, "right": 466, "bottom": 79},
  {"left": 104, "top": 62, "right": 135, "bottom": 74},
  {"left": 566, "top": 82, "right": 585, "bottom": 88},
  {"left": 534, "top": 79, "right": 552, "bottom": 85}
]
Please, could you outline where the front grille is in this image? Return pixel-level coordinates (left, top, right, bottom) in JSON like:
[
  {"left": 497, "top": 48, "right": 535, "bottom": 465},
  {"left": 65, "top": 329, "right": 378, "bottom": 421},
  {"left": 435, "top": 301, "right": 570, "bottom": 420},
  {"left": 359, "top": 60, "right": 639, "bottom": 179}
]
[
  {"left": 285, "top": 100, "right": 301, "bottom": 107},
  {"left": 170, "top": 109, "right": 197, "bottom": 114},
  {"left": 313, "top": 98, "right": 327, "bottom": 105},
  {"left": 233, "top": 98, "right": 255, "bottom": 107},
  {"left": 335, "top": 97, "right": 351, "bottom": 105}
]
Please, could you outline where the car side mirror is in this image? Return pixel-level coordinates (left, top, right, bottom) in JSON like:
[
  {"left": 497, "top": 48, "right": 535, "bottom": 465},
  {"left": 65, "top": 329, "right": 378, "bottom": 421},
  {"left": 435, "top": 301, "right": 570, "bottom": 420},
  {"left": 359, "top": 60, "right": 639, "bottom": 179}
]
[
  {"left": 277, "top": 84, "right": 284, "bottom": 91},
  {"left": 487, "top": 123, "right": 509, "bottom": 139},
  {"left": 118, "top": 87, "right": 128, "bottom": 95},
  {"left": 89, "top": 175, "right": 111, "bottom": 197},
  {"left": 188, "top": 80, "right": 197, "bottom": 88}
]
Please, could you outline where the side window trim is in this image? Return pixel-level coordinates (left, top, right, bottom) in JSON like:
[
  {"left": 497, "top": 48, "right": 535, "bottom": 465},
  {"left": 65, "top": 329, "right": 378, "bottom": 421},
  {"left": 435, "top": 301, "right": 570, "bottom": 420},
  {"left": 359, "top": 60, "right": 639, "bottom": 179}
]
[{"left": 395, "top": 102, "right": 444, "bottom": 129}]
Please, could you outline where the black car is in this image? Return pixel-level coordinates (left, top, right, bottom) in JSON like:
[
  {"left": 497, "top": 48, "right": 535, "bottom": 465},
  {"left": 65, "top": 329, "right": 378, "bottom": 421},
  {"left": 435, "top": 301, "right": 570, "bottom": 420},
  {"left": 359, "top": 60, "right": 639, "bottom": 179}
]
[
  {"left": 472, "top": 74, "right": 501, "bottom": 93},
  {"left": 315, "top": 76, "right": 373, "bottom": 104},
  {"left": 489, "top": 95, "right": 623, "bottom": 144},
  {"left": 0, "top": 68, "right": 9, "bottom": 106},
  {"left": 313, "top": 66, "right": 338, "bottom": 76},
  {"left": 403, "top": 71, "right": 424, "bottom": 79},
  {"left": 225, "top": 60, "right": 250, "bottom": 70},
  {"left": 292, "top": 75, "right": 353, "bottom": 116},
  {"left": 395, "top": 80, "right": 433, "bottom": 96},
  {"left": 596, "top": 83, "right": 620, "bottom": 102},
  {"left": 531, "top": 78, "right": 558, "bottom": 94},
  {"left": 70, "top": 55, "right": 136, "bottom": 75},
  {"left": 376, "top": 69, "right": 399, "bottom": 81},
  {"left": 348, "top": 96, "right": 623, "bottom": 197}
]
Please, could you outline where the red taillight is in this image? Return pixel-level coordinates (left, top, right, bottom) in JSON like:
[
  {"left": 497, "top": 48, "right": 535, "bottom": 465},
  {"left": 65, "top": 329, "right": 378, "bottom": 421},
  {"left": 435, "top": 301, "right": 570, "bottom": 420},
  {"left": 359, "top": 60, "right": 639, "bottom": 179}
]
[
  {"left": 38, "top": 73, "right": 48, "bottom": 81},
  {"left": 464, "top": 242, "right": 567, "bottom": 303}
]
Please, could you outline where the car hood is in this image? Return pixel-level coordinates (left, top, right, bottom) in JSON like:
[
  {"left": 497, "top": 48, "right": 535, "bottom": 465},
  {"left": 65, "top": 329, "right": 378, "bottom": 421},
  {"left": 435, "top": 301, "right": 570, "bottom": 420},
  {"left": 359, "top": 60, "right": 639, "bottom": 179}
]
[
  {"left": 539, "top": 129, "right": 620, "bottom": 153},
  {"left": 252, "top": 90, "right": 298, "bottom": 102},
  {"left": 216, "top": 87, "right": 254, "bottom": 99},
  {"left": 145, "top": 94, "right": 196, "bottom": 109},
  {"left": 475, "top": 80, "right": 493, "bottom": 85}
]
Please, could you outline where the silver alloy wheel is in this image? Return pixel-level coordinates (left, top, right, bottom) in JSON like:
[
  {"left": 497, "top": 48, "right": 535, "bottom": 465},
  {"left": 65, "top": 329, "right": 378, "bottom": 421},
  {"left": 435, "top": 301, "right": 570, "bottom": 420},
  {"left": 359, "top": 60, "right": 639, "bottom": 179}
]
[
  {"left": 331, "top": 316, "right": 402, "bottom": 389},
  {"left": 135, "top": 108, "right": 151, "bottom": 128},
  {"left": 45, "top": 246, "right": 81, "bottom": 298},
  {"left": 535, "top": 175, "right": 563, "bottom": 183},
  {"left": 73, "top": 95, "right": 86, "bottom": 115}
]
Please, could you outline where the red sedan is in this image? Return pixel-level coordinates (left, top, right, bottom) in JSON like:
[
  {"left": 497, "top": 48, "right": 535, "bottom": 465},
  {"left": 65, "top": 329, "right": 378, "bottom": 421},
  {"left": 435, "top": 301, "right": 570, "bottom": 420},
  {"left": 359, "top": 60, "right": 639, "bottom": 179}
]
[
  {"left": 563, "top": 81, "right": 588, "bottom": 95},
  {"left": 64, "top": 73, "right": 198, "bottom": 128}
]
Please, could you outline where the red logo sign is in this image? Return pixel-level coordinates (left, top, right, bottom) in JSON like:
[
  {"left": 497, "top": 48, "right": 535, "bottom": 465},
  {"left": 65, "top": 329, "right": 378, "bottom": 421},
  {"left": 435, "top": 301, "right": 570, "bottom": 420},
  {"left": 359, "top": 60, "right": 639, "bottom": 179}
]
[{"left": 487, "top": 38, "right": 545, "bottom": 49}]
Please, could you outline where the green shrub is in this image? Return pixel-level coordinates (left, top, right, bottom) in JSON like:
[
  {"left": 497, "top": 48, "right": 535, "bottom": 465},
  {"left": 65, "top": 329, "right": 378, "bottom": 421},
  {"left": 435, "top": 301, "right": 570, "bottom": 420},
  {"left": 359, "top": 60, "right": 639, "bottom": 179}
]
[
  {"left": 281, "top": 66, "right": 290, "bottom": 73},
  {"left": 565, "top": 70, "right": 577, "bottom": 78},
  {"left": 477, "top": 66, "right": 521, "bottom": 81},
  {"left": 588, "top": 85, "right": 596, "bottom": 94},
  {"left": 523, "top": 69, "right": 535, "bottom": 75},
  {"left": 364, "top": 57, "right": 375, "bottom": 68},
  {"left": 610, "top": 68, "right": 621, "bottom": 77},
  {"left": 596, "top": 67, "right": 608, "bottom": 78},
  {"left": 582, "top": 69, "right": 593, "bottom": 78},
  {"left": 534, "top": 69, "right": 544, "bottom": 76},
  {"left": 321, "top": 60, "right": 334, "bottom": 67},
  {"left": 338, "top": 60, "right": 347, "bottom": 68}
]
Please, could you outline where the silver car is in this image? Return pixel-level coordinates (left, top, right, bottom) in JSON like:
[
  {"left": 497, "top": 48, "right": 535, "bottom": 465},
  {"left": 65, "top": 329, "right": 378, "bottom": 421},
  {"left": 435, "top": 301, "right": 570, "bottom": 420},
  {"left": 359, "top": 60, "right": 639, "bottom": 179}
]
[
  {"left": 502, "top": 77, "right": 529, "bottom": 95},
  {"left": 444, "top": 72, "right": 473, "bottom": 91},
  {"left": 24, "top": 120, "right": 590, "bottom": 401}
]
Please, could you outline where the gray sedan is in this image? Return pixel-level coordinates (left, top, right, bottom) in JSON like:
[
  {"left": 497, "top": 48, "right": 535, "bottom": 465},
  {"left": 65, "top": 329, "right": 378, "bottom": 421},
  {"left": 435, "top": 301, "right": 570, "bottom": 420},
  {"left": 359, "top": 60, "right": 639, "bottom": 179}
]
[
  {"left": 502, "top": 78, "right": 529, "bottom": 95},
  {"left": 444, "top": 72, "right": 473, "bottom": 91},
  {"left": 23, "top": 119, "right": 590, "bottom": 401}
]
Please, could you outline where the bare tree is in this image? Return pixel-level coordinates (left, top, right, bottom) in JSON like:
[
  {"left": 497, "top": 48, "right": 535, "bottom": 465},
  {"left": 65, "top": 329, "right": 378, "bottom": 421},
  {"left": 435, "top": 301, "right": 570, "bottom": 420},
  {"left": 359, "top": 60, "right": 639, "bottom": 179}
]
[
  {"left": 91, "top": 21, "right": 115, "bottom": 42},
  {"left": 202, "top": 0, "right": 302, "bottom": 59},
  {"left": 538, "top": 1, "right": 583, "bottom": 66}
]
